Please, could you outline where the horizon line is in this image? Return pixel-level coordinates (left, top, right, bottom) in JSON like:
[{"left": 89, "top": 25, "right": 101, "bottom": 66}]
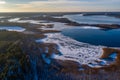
[{"left": 0, "top": 11, "right": 120, "bottom": 13}]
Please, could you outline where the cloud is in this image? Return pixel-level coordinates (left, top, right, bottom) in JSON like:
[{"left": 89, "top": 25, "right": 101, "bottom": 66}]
[
  {"left": 0, "top": 0, "right": 6, "bottom": 4},
  {"left": 0, "top": 0, "right": 120, "bottom": 12}
]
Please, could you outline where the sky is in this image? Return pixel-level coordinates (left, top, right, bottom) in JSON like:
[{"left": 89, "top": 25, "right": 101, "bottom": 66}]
[{"left": 0, "top": 0, "right": 120, "bottom": 12}]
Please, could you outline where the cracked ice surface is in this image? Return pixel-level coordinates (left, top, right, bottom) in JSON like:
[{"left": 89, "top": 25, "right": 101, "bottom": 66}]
[{"left": 40, "top": 33, "right": 104, "bottom": 65}]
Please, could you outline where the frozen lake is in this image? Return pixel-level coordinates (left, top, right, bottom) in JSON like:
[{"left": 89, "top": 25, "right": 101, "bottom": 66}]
[{"left": 63, "top": 14, "right": 120, "bottom": 24}]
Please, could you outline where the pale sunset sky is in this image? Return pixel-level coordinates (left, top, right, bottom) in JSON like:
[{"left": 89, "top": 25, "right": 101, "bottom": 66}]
[{"left": 0, "top": 0, "right": 120, "bottom": 12}]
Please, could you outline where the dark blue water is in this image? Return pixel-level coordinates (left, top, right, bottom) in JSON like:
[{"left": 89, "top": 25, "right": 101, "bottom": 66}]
[{"left": 62, "top": 28, "right": 120, "bottom": 47}]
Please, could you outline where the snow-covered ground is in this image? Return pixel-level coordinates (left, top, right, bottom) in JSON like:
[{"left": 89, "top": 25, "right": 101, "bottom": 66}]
[
  {"left": 36, "top": 33, "right": 105, "bottom": 66},
  {"left": 0, "top": 26, "right": 25, "bottom": 32},
  {"left": 0, "top": 16, "right": 11, "bottom": 19},
  {"left": 0, "top": 16, "right": 6, "bottom": 19},
  {"left": 36, "top": 33, "right": 118, "bottom": 68},
  {"left": 8, "top": 18, "right": 20, "bottom": 22},
  {"left": 40, "top": 22, "right": 73, "bottom": 31},
  {"left": 8, "top": 18, "right": 48, "bottom": 24},
  {"left": 40, "top": 22, "right": 100, "bottom": 31},
  {"left": 8, "top": 18, "right": 100, "bottom": 30}
]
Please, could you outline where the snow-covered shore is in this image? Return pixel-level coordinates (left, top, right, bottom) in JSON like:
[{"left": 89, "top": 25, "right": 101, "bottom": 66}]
[
  {"left": 36, "top": 33, "right": 106, "bottom": 66},
  {"left": 36, "top": 33, "right": 118, "bottom": 68}
]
